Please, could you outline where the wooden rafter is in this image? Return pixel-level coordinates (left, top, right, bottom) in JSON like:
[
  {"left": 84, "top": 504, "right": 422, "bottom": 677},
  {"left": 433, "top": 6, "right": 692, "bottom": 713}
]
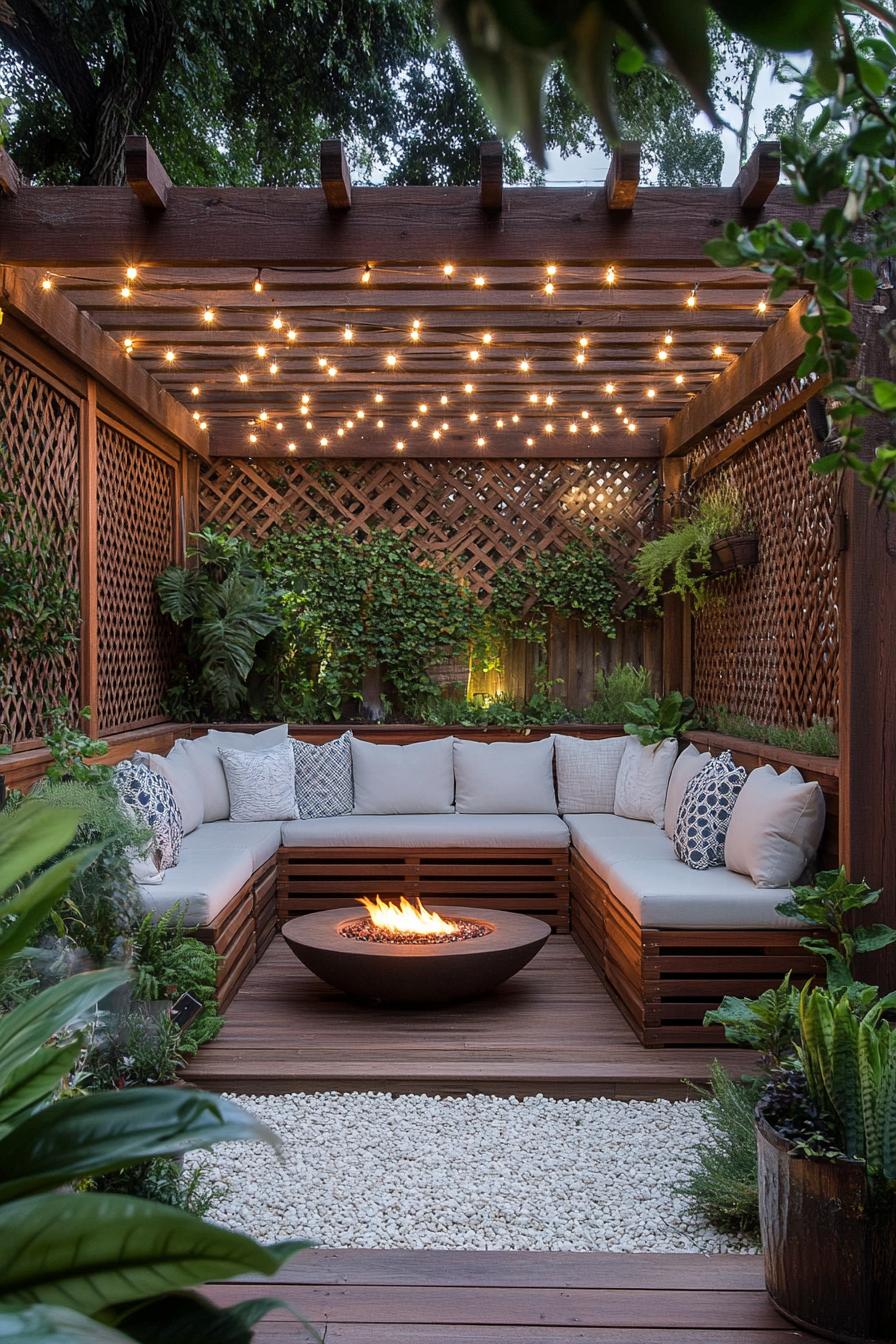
[
  {"left": 605, "top": 142, "right": 640, "bottom": 211},
  {"left": 480, "top": 141, "right": 503, "bottom": 212},
  {"left": 209, "top": 429, "right": 660, "bottom": 459},
  {"left": 320, "top": 140, "right": 352, "bottom": 210},
  {"left": 124, "top": 135, "right": 172, "bottom": 210},
  {"left": 732, "top": 140, "right": 781, "bottom": 209}
]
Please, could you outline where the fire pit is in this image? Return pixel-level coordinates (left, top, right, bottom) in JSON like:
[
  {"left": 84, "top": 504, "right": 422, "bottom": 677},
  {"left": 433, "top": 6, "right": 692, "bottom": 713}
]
[{"left": 281, "top": 896, "right": 550, "bottom": 1005}]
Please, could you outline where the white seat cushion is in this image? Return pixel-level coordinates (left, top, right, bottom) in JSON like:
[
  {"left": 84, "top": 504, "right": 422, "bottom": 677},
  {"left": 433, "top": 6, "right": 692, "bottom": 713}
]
[
  {"left": 138, "top": 825, "right": 255, "bottom": 925},
  {"left": 566, "top": 813, "right": 675, "bottom": 882},
  {"left": 196, "top": 820, "right": 283, "bottom": 871},
  {"left": 605, "top": 856, "right": 802, "bottom": 929},
  {"left": 280, "top": 813, "right": 570, "bottom": 848}
]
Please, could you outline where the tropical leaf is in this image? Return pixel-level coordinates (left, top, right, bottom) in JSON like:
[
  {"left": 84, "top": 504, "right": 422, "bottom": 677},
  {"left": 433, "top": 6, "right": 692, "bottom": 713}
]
[
  {"left": 0, "top": 1305, "right": 133, "bottom": 1342},
  {"left": 0, "top": 846, "right": 100, "bottom": 963},
  {"left": 0, "top": 803, "right": 82, "bottom": 898},
  {"left": 109, "top": 1291, "right": 309, "bottom": 1344},
  {"left": 0, "top": 1039, "right": 83, "bottom": 1137}
]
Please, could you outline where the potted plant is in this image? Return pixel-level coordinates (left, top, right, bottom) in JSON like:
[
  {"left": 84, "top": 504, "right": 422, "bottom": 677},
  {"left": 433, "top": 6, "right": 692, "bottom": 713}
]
[{"left": 631, "top": 482, "right": 757, "bottom": 610}]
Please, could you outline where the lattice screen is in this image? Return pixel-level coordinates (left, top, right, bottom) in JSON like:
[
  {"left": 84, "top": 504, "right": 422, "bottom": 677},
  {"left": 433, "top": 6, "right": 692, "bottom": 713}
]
[
  {"left": 199, "top": 457, "right": 659, "bottom": 598},
  {"left": 0, "top": 352, "right": 81, "bottom": 746},
  {"left": 96, "top": 423, "right": 179, "bottom": 734},
  {"left": 689, "top": 400, "right": 840, "bottom": 730}
]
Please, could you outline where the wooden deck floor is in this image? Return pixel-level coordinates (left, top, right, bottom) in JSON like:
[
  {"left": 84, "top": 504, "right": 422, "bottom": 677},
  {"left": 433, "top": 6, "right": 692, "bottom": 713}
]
[
  {"left": 207, "top": 1249, "right": 808, "bottom": 1342},
  {"left": 185, "top": 934, "right": 733, "bottom": 1098}
]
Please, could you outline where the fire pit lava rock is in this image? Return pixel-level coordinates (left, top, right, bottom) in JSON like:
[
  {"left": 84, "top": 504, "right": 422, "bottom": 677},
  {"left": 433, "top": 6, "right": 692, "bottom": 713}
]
[{"left": 281, "top": 904, "right": 550, "bottom": 1005}]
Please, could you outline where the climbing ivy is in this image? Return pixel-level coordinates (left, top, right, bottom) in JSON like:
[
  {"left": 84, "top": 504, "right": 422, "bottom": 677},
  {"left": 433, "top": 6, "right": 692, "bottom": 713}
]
[{"left": 488, "top": 536, "right": 618, "bottom": 648}]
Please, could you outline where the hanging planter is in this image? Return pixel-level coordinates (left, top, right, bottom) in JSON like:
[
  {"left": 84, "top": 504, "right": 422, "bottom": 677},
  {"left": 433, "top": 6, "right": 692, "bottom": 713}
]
[{"left": 709, "top": 534, "right": 759, "bottom": 576}]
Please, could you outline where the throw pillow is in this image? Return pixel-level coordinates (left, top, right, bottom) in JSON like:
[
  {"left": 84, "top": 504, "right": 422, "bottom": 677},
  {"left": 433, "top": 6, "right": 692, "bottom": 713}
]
[
  {"left": 351, "top": 736, "right": 455, "bottom": 814},
  {"left": 453, "top": 737, "right": 557, "bottom": 814},
  {"left": 112, "top": 759, "right": 183, "bottom": 871},
  {"left": 134, "top": 740, "right": 203, "bottom": 835},
  {"left": 613, "top": 736, "right": 678, "bottom": 827},
  {"left": 293, "top": 732, "right": 353, "bottom": 818},
  {"left": 725, "top": 764, "right": 826, "bottom": 888},
  {"left": 672, "top": 750, "right": 747, "bottom": 870},
  {"left": 663, "top": 743, "right": 711, "bottom": 834},
  {"left": 219, "top": 742, "right": 298, "bottom": 822},
  {"left": 181, "top": 723, "right": 288, "bottom": 822},
  {"left": 553, "top": 734, "right": 627, "bottom": 814}
]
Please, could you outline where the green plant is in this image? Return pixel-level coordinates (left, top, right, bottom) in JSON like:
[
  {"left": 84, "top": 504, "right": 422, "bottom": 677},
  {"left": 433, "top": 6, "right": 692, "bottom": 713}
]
[
  {"left": 584, "top": 663, "right": 653, "bottom": 723},
  {"left": 777, "top": 867, "right": 896, "bottom": 994},
  {"left": 422, "top": 684, "right": 573, "bottom": 728},
  {"left": 0, "top": 800, "right": 311, "bottom": 1341},
  {"left": 632, "top": 484, "right": 747, "bottom": 610},
  {"left": 134, "top": 906, "right": 224, "bottom": 1054},
  {"left": 158, "top": 526, "right": 281, "bottom": 719},
  {"left": 44, "top": 703, "right": 111, "bottom": 783},
  {"left": 678, "top": 1062, "right": 763, "bottom": 1239},
  {"left": 703, "top": 708, "right": 839, "bottom": 758},
  {"left": 90, "top": 1157, "right": 221, "bottom": 1220},
  {"left": 0, "top": 474, "right": 80, "bottom": 666},
  {"left": 86, "top": 1009, "right": 186, "bottom": 1090},
  {"left": 704, "top": 975, "right": 801, "bottom": 1067},
  {"left": 623, "top": 690, "right": 696, "bottom": 745},
  {"left": 488, "top": 537, "right": 618, "bottom": 650}
]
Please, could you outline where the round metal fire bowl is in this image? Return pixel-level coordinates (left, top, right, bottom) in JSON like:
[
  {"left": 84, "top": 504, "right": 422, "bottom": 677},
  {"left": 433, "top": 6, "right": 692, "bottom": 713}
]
[{"left": 281, "top": 906, "right": 550, "bottom": 1005}]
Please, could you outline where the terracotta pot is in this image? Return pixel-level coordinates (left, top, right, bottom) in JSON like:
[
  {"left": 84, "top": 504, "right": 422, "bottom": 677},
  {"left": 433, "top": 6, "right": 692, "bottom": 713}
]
[
  {"left": 757, "top": 1115, "right": 896, "bottom": 1343},
  {"left": 709, "top": 533, "right": 759, "bottom": 575}
]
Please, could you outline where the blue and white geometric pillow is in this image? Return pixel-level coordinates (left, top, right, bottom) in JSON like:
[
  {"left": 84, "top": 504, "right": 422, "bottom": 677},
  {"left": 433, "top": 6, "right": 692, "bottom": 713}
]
[
  {"left": 113, "top": 759, "right": 183, "bottom": 871},
  {"left": 672, "top": 750, "right": 747, "bottom": 871},
  {"left": 292, "top": 732, "right": 353, "bottom": 819}
]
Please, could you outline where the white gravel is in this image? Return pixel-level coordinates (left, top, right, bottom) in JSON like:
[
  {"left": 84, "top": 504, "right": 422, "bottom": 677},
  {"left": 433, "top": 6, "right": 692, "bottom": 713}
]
[{"left": 186, "top": 1090, "right": 756, "bottom": 1254}]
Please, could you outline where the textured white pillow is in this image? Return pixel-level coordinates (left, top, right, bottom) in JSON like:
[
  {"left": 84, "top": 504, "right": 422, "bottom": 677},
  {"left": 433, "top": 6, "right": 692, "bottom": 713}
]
[
  {"left": 663, "top": 743, "right": 711, "bottom": 835},
  {"left": 553, "top": 734, "right": 627, "bottom": 814},
  {"left": 135, "top": 740, "right": 204, "bottom": 835},
  {"left": 182, "top": 724, "right": 288, "bottom": 822},
  {"left": 613, "top": 735, "right": 679, "bottom": 827},
  {"left": 454, "top": 737, "right": 557, "bottom": 814},
  {"left": 351, "top": 737, "right": 455, "bottom": 815},
  {"left": 219, "top": 742, "right": 298, "bottom": 822},
  {"left": 724, "top": 764, "right": 826, "bottom": 888}
]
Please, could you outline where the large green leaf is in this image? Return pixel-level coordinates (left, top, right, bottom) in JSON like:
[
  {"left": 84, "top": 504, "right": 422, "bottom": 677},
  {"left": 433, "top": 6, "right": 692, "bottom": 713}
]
[
  {"left": 110, "top": 1291, "right": 304, "bottom": 1344},
  {"left": 0, "top": 1305, "right": 132, "bottom": 1342},
  {"left": 0, "top": 802, "right": 82, "bottom": 896},
  {"left": 0, "top": 1192, "right": 309, "bottom": 1315},
  {"left": 0, "top": 1039, "right": 83, "bottom": 1137},
  {"left": 0, "top": 968, "right": 130, "bottom": 1098},
  {"left": 0, "top": 847, "right": 100, "bottom": 963},
  {"left": 0, "top": 1089, "right": 280, "bottom": 1202}
]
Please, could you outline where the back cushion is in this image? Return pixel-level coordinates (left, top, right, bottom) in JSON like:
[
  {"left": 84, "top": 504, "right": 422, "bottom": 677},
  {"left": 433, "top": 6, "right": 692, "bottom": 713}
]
[
  {"left": 351, "top": 736, "right": 455, "bottom": 815},
  {"left": 454, "top": 737, "right": 557, "bottom": 815},
  {"left": 663, "top": 743, "right": 711, "bottom": 835},
  {"left": 181, "top": 724, "right": 289, "bottom": 823},
  {"left": 293, "top": 732, "right": 354, "bottom": 819},
  {"left": 553, "top": 734, "right": 627, "bottom": 814},
  {"left": 725, "top": 764, "right": 826, "bottom": 888},
  {"left": 613, "top": 736, "right": 678, "bottom": 827},
  {"left": 135, "top": 739, "right": 204, "bottom": 835}
]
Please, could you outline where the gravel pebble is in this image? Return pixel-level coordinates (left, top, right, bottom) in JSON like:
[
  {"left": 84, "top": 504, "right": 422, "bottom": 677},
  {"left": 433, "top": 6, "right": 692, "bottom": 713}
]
[{"left": 185, "top": 1090, "right": 756, "bottom": 1254}]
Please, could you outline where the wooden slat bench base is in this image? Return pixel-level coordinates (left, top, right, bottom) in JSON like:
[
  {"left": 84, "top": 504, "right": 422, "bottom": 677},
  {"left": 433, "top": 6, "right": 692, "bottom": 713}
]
[
  {"left": 278, "top": 847, "right": 571, "bottom": 932},
  {"left": 195, "top": 854, "right": 278, "bottom": 1009},
  {"left": 570, "top": 852, "right": 815, "bottom": 1046}
]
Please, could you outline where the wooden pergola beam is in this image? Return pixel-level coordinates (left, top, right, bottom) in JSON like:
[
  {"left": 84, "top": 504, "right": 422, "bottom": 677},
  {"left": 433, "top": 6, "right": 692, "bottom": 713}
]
[
  {"left": 0, "top": 186, "right": 833, "bottom": 267},
  {"left": 0, "top": 146, "right": 21, "bottom": 197},
  {"left": 605, "top": 142, "right": 640, "bottom": 211},
  {"left": 480, "top": 141, "right": 503, "bottom": 212},
  {"left": 124, "top": 135, "right": 172, "bottom": 209},
  {"left": 0, "top": 266, "right": 208, "bottom": 458},
  {"left": 320, "top": 140, "right": 352, "bottom": 210},
  {"left": 210, "top": 428, "right": 661, "bottom": 459},
  {"left": 661, "top": 295, "right": 812, "bottom": 456},
  {"left": 732, "top": 141, "right": 781, "bottom": 209}
]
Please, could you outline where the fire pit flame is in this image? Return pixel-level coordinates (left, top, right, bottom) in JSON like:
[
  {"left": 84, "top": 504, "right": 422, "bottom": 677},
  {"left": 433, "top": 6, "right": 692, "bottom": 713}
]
[{"left": 357, "top": 894, "right": 459, "bottom": 938}]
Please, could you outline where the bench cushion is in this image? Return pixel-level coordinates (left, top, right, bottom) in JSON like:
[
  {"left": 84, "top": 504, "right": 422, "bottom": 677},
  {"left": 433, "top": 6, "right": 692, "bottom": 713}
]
[
  {"left": 280, "top": 813, "right": 570, "bottom": 847},
  {"left": 138, "top": 826, "right": 256, "bottom": 925},
  {"left": 195, "top": 820, "right": 284, "bottom": 871},
  {"left": 566, "top": 813, "right": 674, "bottom": 880}
]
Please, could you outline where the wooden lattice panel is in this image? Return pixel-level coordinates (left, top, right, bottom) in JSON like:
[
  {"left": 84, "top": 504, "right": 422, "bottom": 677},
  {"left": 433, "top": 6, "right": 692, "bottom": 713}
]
[
  {"left": 0, "top": 351, "right": 80, "bottom": 746},
  {"left": 199, "top": 457, "right": 659, "bottom": 598},
  {"left": 690, "top": 404, "right": 839, "bottom": 729},
  {"left": 96, "top": 423, "right": 178, "bottom": 733}
]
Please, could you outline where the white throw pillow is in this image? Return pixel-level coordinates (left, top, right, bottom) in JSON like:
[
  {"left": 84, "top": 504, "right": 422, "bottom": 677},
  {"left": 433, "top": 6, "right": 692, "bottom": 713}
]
[
  {"left": 135, "top": 740, "right": 204, "bottom": 835},
  {"left": 351, "top": 737, "right": 455, "bottom": 815},
  {"left": 613, "top": 735, "right": 678, "bottom": 827},
  {"left": 553, "top": 734, "right": 627, "bottom": 814},
  {"left": 219, "top": 742, "right": 298, "bottom": 822},
  {"left": 663, "top": 743, "right": 711, "bottom": 834},
  {"left": 454, "top": 737, "right": 557, "bottom": 815},
  {"left": 181, "top": 724, "right": 288, "bottom": 822},
  {"left": 724, "top": 764, "right": 826, "bottom": 888}
]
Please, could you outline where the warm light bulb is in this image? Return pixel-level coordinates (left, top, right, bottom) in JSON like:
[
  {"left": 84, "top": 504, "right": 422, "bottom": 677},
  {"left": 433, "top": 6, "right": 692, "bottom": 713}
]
[
  {"left": 410, "top": 418, "right": 420, "bottom": 429},
  {"left": 374, "top": 393, "right": 384, "bottom": 403},
  {"left": 253, "top": 274, "right": 264, "bottom": 293},
  {"left": 346, "top": 419, "right": 354, "bottom": 429},
  {"left": 305, "top": 420, "right": 313, "bottom": 429},
  {"left": 432, "top": 428, "right": 442, "bottom": 441},
  {"left": 199, "top": 420, "right": 207, "bottom": 431},
  {"left": 686, "top": 288, "right": 698, "bottom": 308},
  {"left": 575, "top": 352, "right": 586, "bottom": 365},
  {"left": 546, "top": 263, "right": 557, "bottom": 277},
  {"left": 468, "top": 412, "right": 479, "bottom": 423},
  {"left": 418, "top": 402, "right": 428, "bottom": 414},
  {"left": 473, "top": 274, "right": 486, "bottom": 288},
  {"left": 441, "top": 421, "right": 449, "bottom": 431},
  {"left": 343, "top": 324, "right": 354, "bottom": 342},
  {"left": 663, "top": 332, "right": 673, "bottom": 346},
  {"left": 580, "top": 409, "right": 589, "bottom": 419},
  {"left": 528, "top": 392, "right": 539, "bottom": 405},
  {"left": 337, "top": 428, "right": 345, "bottom": 437},
  {"left": 120, "top": 285, "right": 131, "bottom": 299},
  {"left": 328, "top": 365, "right": 338, "bottom": 377},
  {"left": 604, "top": 382, "right": 615, "bottom": 394},
  {"left": 481, "top": 331, "right": 493, "bottom": 345},
  {"left": 269, "top": 362, "right": 279, "bottom": 375},
  {"left": 468, "top": 349, "right": 480, "bottom": 362},
  {"left": 526, "top": 436, "right": 534, "bottom": 447},
  {"left": 645, "top": 388, "right": 656, "bottom": 399},
  {"left": 376, "top": 418, "right": 384, "bottom": 428},
  {"left": 287, "top": 328, "right": 298, "bottom": 342},
  {"left": 511, "top": 414, "right": 519, "bottom": 424},
  {"left": 568, "top": 422, "right": 578, "bottom": 434},
  {"left": 657, "top": 349, "right": 669, "bottom": 362},
  {"left": 361, "top": 264, "right": 372, "bottom": 284},
  {"left": 164, "top": 349, "right": 176, "bottom": 363},
  {"left": 713, "top": 344, "right": 724, "bottom": 358},
  {"left": 544, "top": 281, "right": 555, "bottom": 295},
  {"left": 320, "top": 435, "right": 329, "bottom": 446},
  {"left": 463, "top": 382, "right": 474, "bottom": 395},
  {"left": 259, "top": 410, "right": 269, "bottom": 422},
  {"left": 409, "top": 328, "right": 421, "bottom": 342},
  {"left": 578, "top": 336, "right": 589, "bottom": 348},
  {"left": 544, "top": 422, "right": 554, "bottom": 435},
  {"left": 202, "top": 307, "right": 215, "bottom": 324},
  {"left": 590, "top": 422, "right": 600, "bottom": 434},
  {"left": 385, "top": 353, "right": 398, "bottom": 367},
  {"left": 518, "top": 359, "right": 530, "bottom": 373},
  {"left": 40, "top": 275, "right": 53, "bottom": 291},
  {"left": 356, "top": 409, "right": 365, "bottom": 419},
  {"left": 605, "top": 265, "right": 616, "bottom": 285},
  {"left": 442, "top": 263, "right": 455, "bottom": 277},
  {"left": 249, "top": 433, "right": 258, "bottom": 444},
  {"left": 440, "top": 394, "right": 449, "bottom": 406},
  {"left": 191, "top": 384, "right": 200, "bottom": 396},
  {"left": 276, "top": 421, "right": 284, "bottom": 431},
  {"left": 126, "top": 265, "right": 138, "bottom": 281},
  {"left": 615, "top": 405, "right": 623, "bottom": 415},
  {"left": 395, "top": 439, "right": 405, "bottom": 451},
  {"left": 271, "top": 314, "right": 283, "bottom": 330},
  {"left": 192, "top": 411, "right": 200, "bottom": 421},
  {"left": 256, "top": 345, "right": 267, "bottom": 358},
  {"left": 287, "top": 442, "right": 296, "bottom": 452},
  {"left": 238, "top": 372, "right": 249, "bottom": 384},
  {"left": 675, "top": 373, "right": 685, "bottom": 385},
  {"left": 627, "top": 421, "right": 637, "bottom": 432},
  {"left": 123, "top": 337, "right": 134, "bottom": 351},
  {"left": 545, "top": 393, "right": 555, "bottom": 407},
  {"left": 496, "top": 418, "right": 504, "bottom": 429},
  {"left": 757, "top": 297, "right": 768, "bottom": 314}
]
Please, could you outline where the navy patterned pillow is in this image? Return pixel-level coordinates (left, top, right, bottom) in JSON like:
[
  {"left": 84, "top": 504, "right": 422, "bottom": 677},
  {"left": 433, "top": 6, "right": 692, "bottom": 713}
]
[
  {"left": 292, "top": 732, "right": 353, "bottom": 819},
  {"left": 672, "top": 750, "right": 747, "bottom": 871},
  {"left": 113, "top": 759, "right": 183, "bottom": 871}
]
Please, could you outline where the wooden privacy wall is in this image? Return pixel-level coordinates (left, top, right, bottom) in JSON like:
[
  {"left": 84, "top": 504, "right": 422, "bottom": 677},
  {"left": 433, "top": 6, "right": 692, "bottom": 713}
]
[
  {"left": 688, "top": 382, "right": 840, "bottom": 729},
  {"left": 0, "top": 349, "right": 81, "bottom": 745},
  {"left": 95, "top": 420, "right": 180, "bottom": 735}
]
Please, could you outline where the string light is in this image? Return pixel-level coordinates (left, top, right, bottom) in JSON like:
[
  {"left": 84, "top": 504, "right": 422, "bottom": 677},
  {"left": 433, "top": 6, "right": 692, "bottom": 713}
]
[
  {"left": 590, "top": 422, "right": 600, "bottom": 435},
  {"left": 580, "top": 408, "right": 589, "bottom": 419},
  {"left": 318, "top": 357, "right": 329, "bottom": 369},
  {"left": 190, "top": 384, "right": 200, "bottom": 396},
  {"left": 192, "top": 411, "right": 201, "bottom": 421},
  {"left": 685, "top": 287, "right": 698, "bottom": 309},
  {"left": 418, "top": 402, "right": 428, "bottom": 414},
  {"left": 713, "top": 344, "right": 725, "bottom": 358},
  {"left": 627, "top": 421, "right": 637, "bottom": 433},
  {"left": 757, "top": 295, "right": 769, "bottom": 314},
  {"left": 473, "top": 274, "right": 486, "bottom": 288},
  {"left": 385, "top": 353, "right": 398, "bottom": 368},
  {"left": 374, "top": 392, "right": 384, "bottom": 403},
  {"left": 361, "top": 263, "right": 372, "bottom": 284},
  {"left": 496, "top": 418, "right": 504, "bottom": 429},
  {"left": 395, "top": 439, "right": 405, "bottom": 452},
  {"left": 256, "top": 344, "right": 267, "bottom": 359},
  {"left": 657, "top": 348, "right": 669, "bottom": 362},
  {"left": 476, "top": 436, "right": 486, "bottom": 447},
  {"left": 432, "top": 428, "right": 442, "bottom": 441},
  {"left": 442, "top": 263, "right": 455, "bottom": 277},
  {"left": 546, "top": 264, "right": 557, "bottom": 277},
  {"left": 287, "top": 328, "right": 298, "bottom": 342},
  {"left": 664, "top": 332, "right": 673, "bottom": 345},
  {"left": 119, "top": 285, "right": 131, "bottom": 299},
  {"left": 249, "top": 432, "right": 258, "bottom": 444},
  {"left": 481, "top": 331, "right": 493, "bottom": 345},
  {"left": 40, "top": 274, "right": 54, "bottom": 290},
  {"left": 526, "top": 436, "right": 535, "bottom": 447},
  {"left": 568, "top": 422, "right": 579, "bottom": 434},
  {"left": 337, "top": 427, "right": 345, "bottom": 437},
  {"left": 253, "top": 271, "right": 264, "bottom": 293},
  {"left": 468, "top": 349, "right": 480, "bottom": 362},
  {"left": 410, "top": 418, "right": 420, "bottom": 429},
  {"left": 376, "top": 418, "right": 384, "bottom": 428},
  {"left": 578, "top": 336, "right": 589, "bottom": 348},
  {"left": 122, "top": 337, "right": 134, "bottom": 352},
  {"left": 238, "top": 372, "right": 250, "bottom": 384},
  {"left": 343, "top": 324, "right": 354, "bottom": 342},
  {"left": 543, "top": 280, "right": 555, "bottom": 295},
  {"left": 163, "top": 349, "right": 176, "bottom": 363},
  {"left": 320, "top": 435, "right": 329, "bottom": 446},
  {"left": 125, "top": 265, "right": 138, "bottom": 281},
  {"left": 356, "top": 409, "right": 365, "bottom": 419},
  {"left": 645, "top": 388, "right": 656, "bottom": 399},
  {"left": 305, "top": 420, "right": 313, "bottom": 430},
  {"left": 575, "top": 350, "right": 586, "bottom": 365},
  {"left": 328, "top": 365, "right": 338, "bottom": 377},
  {"left": 271, "top": 314, "right": 284, "bottom": 330},
  {"left": 468, "top": 411, "right": 479, "bottom": 423},
  {"left": 463, "top": 382, "right": 475, "bottom": 394},
  {"left": 275, "top": 421, "right": 284, "bottom": 431},
  {"left": 544, "top": 422, "right": 554, "bottom": 435},
  {"left": 518, "top": 358, "right": 531, "bottom": 373},
  {"left": 604, "top": 382, "right": 615, "bottom": 394},
  {"left": 199, "top": 420, "right": 207, "bottom": 431},
  {"left": 511, "top": 413, "right": 520, "bottom": 424},
  {"left": 440, "top": 394, "right": 449, "bottom": 406},
  {"left": 269, "top": 362, "right": 279, "bottom": 375},
  {"left": 287, "top": 441, "right": 297, "bottom": 452},
  {"left": 202, "top": 307, "right": 216, "bottom": 324},
  {"left": 605, "top": 265, "right": 616, "bottom": 285},
  {"left": 544, "top": 393, "right": 555, "bottom": 407},
  {"left": 675, "top": 373, "right": 685, "bottom": 385},
  {"left": 259, "top": 411, "right": 269, "bottom": 422}
]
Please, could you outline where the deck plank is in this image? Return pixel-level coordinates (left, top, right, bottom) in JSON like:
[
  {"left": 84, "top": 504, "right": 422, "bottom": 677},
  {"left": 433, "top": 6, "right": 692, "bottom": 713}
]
[{"left": 184, "top": 935, "right": 741, "bottom": 1098}]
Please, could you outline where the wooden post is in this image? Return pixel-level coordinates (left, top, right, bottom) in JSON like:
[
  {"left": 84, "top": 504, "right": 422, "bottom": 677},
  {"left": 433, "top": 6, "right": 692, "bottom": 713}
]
[
  {"left": 480, "top": 141, "right": 503, "bottom": 212},
  {"left": 79, "top": 378, "right": 99, "bottom": 720},
  {"left": 660, "top": 455, "right": 691, "bottom": 695},
  {"left": 320, "top": 140, "right": 352, "bottom": 210},
  {"left": 605, "top": 142, "right": 640, "bottom": 211},
  {"left": 124, "top": 135, "right": 172, "bottom": 209},
  {"left": 839, "top": 282, "right": 896, "bottom": 989}
]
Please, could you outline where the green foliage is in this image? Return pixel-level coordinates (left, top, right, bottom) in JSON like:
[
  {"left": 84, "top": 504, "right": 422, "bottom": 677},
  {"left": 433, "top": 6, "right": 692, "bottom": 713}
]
[
  {"left": 704, "top": 975, "right": 801, "bottom": 1066},
  {"left": 623, "top": 691, "right": 696, "bottom": 745},
  {"left": 632, "top": 484, "right": 747, "bottom": 610},
  {"left": 777, "top": 867, "right": 896, "bottom": 995},
  {"left": 43, "top": 704, "right": 111, "bottom": 784},
  {"left": 158, "top": 527, "right": 280, "bottom": 719},
  {"left": 0, "top": 474, "right": 80, "bottom": 673},
  {"left": 703, "top": 708, "right": 839, "bottom": 757},
  {"left": 86, "top": 1010, "right": 186, "bottom": 1090},
  {"left": 678, "top": 1062, "right": 763, "bottom": 1239},
  {"left": 133, "top": 907, "right": 223, "bottom": 1054},
  {"left": 488, "top": 538, "right": 618, "bottom": 649},
  {"left": 0, "top": 801, "right": 309, "bottom": 1341},
  {"left": 585, "top": 664, "right": 653, "bottom": 724},
  {"left": 89, "top": 1157, "right": 220, "bottom": 1219},
  {"left": 422, "top": 684, "right": 574, "bottom": 728}
]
